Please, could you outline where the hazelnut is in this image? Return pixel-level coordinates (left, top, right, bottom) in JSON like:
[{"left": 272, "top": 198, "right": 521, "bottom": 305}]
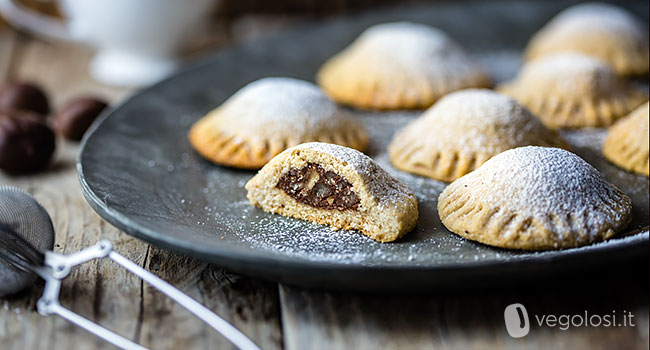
[
  {"left": 0, "top": 82, "right": 50, "bottom": 117},
  {"left": 54, "top": 97, "right": 108, "bottom": 141},
  {"left": 0, "top": 110, "right": 55, "bottom": 174}
]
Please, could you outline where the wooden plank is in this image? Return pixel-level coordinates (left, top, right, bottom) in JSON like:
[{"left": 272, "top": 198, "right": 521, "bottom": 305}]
[
  {"left": 0, "top": 141, "right": 147, "bottom": 350},
  {"left": 0, "top": 33, "right": 283, "bottom": 350},
  {"left": 136, "top": 248, "right": 283, "bottom": 349},
  {"left": 279, "top": 282, "right": 649, "bottom": 350}
]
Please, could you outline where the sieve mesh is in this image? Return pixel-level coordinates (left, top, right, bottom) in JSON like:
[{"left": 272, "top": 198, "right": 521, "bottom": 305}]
[{"left": 0, "top": 186, "right": 54, "bottom": 296}]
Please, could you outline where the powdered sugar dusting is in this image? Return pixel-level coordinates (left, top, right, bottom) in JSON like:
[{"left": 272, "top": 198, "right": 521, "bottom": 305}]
[
  {"left": 357, "top": 22, "right": 485, "bottom": 80},
  {"left": 300, "top": 142, "right": 414, "bottom": 208},
  {"left": 424, "top": 89, "right": 521, "bottom": 125},
  {"left": 186, "top": 111, "right": 648, "bottom": 266},
  {"left": 217, "top": 77, "right": 347, "bottom": 135},
  {"left": 361, "top": 22, "right": 455, "bottom": 56},
  {"left": 450, "top": 146, "right": 630, "bottom": 236},
  {"left": 526, "top": 53, "right": 610, "bottom": 77},
  {"left": 547, "top": 2, "right": 647, "bottom": 40},
  {"left": 519, "top": 53, "right": 616, "bottom": 92},
  {"left": 403, "top": 89, "right": 552, "bottom": 152}
]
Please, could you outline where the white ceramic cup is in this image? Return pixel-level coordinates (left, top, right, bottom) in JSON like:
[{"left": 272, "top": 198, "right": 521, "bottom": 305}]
[{"left": 0, "top": 0, "right": 218, "bottom": 86}]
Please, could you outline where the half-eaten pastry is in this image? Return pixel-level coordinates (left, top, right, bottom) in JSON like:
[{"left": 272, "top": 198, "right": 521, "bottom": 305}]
[
  {"left": 189, "top": 77, "right": 368, "bottom": 169},
  {"left": 246, "top": 142, "right": 419, "bottom": 242},
  {"left": 438, "top": 146, "right": 632, "bottom": 250},
  {"left": 388, "top": 89, "right": 567, "bottom": 182}
]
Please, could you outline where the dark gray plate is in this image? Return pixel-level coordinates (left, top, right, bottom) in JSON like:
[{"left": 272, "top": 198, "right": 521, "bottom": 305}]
[{"left": 78, "top": 0, "right": 649, "bottom": 291}]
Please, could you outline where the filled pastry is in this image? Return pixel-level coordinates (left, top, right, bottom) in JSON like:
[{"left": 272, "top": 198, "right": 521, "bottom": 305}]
[
  {"left": 388, "top": 89, "right": 566, "bottom": 182},
  {"left": 524, "top": 2, "right": 649, "bottom": 77},
  {"left": 246, "top": 142, "right": 418, "bottom": 242},
  {"left": 603, "top": 102, "right": 649, "bottom": 176},
  {"left": 499, "top": 53, "right": 648, "bottom": 129},
  {"left": 317, "top": 22, "right": 491, "bottom": 110},
  {"left": 189, "top": 77, "right": 368, "bottom": 169},
  {"left": 438, "top": 146, "right": 632, "bottom": 250}
]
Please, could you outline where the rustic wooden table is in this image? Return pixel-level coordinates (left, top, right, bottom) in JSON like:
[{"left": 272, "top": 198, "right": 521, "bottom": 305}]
[{"left": 0, "top": 27, "right": 648, "bottom": 350}]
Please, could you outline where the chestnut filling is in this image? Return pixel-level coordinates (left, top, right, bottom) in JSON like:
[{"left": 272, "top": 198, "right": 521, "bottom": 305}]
[{"left": 276, "top": 162, "right": 360, "bottom": 211}]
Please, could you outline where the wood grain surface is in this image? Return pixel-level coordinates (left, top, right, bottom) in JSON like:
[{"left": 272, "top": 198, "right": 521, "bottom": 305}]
[
  {"left": 0, "top": 31, "right": 282, "bottom": 350},
  {"left": 0, "top": 24, "right": 648, "bottom": 350}
]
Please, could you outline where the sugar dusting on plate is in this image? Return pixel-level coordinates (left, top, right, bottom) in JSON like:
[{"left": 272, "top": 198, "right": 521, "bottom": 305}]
[
  {"left": 355, "top": 22, "right": 486, "bottom": 82},
  {"left": 214, "top": 77, "right": 351, "bottom": 135},
  {"left": 393, "top": 89, "right": 559, "bottom": 154},
  {"left": 193, "top": 109, "right": 648, "bottom": 266},
  {"left": 443, "top": 146, "right": 632, "bottom": 240},
  {"left": 545, "top": 2, "right": 647, "bottom": 39}
]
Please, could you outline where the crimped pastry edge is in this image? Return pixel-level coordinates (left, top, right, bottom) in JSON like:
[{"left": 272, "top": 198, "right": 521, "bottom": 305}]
[
  {"left": 316, "top": 50, "right": 492, "bottom": 110},
  {"left": 603, "top": 103, "right": 650, "bottom": 176},
  {"left": 498, "top": 84, "right": 648, "bottom": 129},
  {"left": 437, "top": 183, "right": 632, "bottom": 250},
  {"left": 387, "top": 129, "right": 568, "bottom": 182},
  {"left": 188, "top": 118, "right": 369, "bottom": 169},
  {"left": 524, "top": 28, "right": 650, "bottom": 77}
]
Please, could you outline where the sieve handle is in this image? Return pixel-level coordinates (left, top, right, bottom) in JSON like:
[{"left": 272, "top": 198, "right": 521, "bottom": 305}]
[
  {"left": 37, "top": 240, "right": 260, "bottom": 350},
  {"left": 108, "top": 250, "right": 260, "bottom": 350},
  {"left": 36, "top": 266, "right": 146, "bottom": 350}
]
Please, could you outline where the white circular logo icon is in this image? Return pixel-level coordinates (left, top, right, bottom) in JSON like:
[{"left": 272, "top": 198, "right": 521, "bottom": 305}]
[{"left": 504, "top": 303, "right": 530, "bottom": 338}]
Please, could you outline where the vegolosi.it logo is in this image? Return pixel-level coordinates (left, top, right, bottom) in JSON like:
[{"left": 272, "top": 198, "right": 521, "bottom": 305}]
[
  {"left": 504, "top": 303, "right": 530, "bottom": 338},
  {"left": 504, "top": 303, "right": 635, "bottom": 338}
]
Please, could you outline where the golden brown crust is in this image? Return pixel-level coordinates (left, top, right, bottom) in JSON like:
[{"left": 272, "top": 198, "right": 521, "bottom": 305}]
[
  {"left": 437, "top": 146, "right": 632, "bottom": 250},
  {"left": 603, "top": 102, "right": 650, "bottom": 176},
  {"left": 389, "top": 146, "right": 492, "bottom": 183},
  {"left": 499, "top": 53, "right": 648, "bottom": 129},
  {"left": 189, "top": 114, "right": 368, "bottom": 169},
  {"left": 316, "top": 22, "right": 491, "bottom": 110},
  {"left": 188, "top": 77, "right": 369, "bottom": 169},
  {"left": 438, "top": 194, "right": 625, "bottom": 250},
  {"left": 388, "top": 90, "right": 567, "bottom": 182}
]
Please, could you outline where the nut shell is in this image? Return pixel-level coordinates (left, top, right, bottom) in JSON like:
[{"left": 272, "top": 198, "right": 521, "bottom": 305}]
[
  {"left": 0, "top": 82, "right": 50, "bottom": 116},
  {"left": 0, "top": 111, "right": 55, "bottom": 174},
  {"left": 53, "top": 97, "right": 108, "bottom": 141}
]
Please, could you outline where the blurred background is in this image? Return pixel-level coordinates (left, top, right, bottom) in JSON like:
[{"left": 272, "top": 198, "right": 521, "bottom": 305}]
[{"left": 0, "top": 0, "right": 647, "bottom": 91}]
